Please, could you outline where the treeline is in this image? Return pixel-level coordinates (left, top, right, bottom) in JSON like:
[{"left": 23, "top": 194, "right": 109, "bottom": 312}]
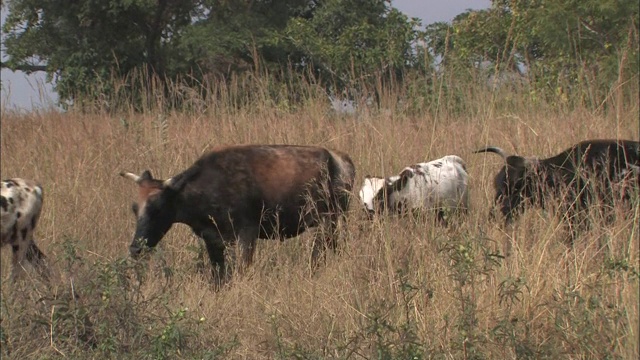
[{"left": 2, "top": 0, "right": 638, "bottom": 112}]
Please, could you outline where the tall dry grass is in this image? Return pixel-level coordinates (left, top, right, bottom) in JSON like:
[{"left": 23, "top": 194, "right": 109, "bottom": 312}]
[{"left": 1, "top": 71, "right": 638, "bottom": 359}]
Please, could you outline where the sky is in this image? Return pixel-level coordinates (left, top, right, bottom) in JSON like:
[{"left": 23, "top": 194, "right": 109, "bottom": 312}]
[{"left": 0, "top": 0, "right": 491, "bottom": 112}]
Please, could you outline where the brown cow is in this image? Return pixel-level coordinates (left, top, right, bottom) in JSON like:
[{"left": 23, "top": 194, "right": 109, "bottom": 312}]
[
  {"left": 1, "top": 178, "right": 49, "bottom": 281},
  {"left": 121, "top": 144, "right": 355, "bottom": 280}
]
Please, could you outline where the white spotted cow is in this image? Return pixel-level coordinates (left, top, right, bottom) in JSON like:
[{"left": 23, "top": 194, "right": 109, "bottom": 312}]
[
  {"left": 362, "top": 155, "right": 470, "bottom": 224},
  {"left": 1, "top": 178, "right": 49, "bottom": 281}
]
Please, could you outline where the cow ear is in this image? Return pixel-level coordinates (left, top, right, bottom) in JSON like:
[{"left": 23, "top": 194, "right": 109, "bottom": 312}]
[
  {"left": 395, "top": 169, "right": 414, "bottom": 190},
  {"left": 400, "top": 168, "right": 414, "bottom": 179},
  {"left": 140, "top": 170, "right": 154, "bottom": 181}
]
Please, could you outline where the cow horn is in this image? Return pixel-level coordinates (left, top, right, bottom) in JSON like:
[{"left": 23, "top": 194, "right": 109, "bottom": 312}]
[
  {"left": 163, "top": 178, "right": 174, "bottom": 187},
  {"left": 120, "top": 172, "right": 141, "bottom": 183},
  {"left": 473, "top": 146, "right": 508, "bottom": 160}
]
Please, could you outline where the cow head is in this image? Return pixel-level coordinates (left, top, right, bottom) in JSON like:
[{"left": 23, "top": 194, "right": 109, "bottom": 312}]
[
  {"left": 359, "top": 176, "right": 386, "bottom": 218},
  {"left": 474, "top": 146, "right": 541, "bottom": 223},
  {"left": 373, "top": 168, "right": 417, "bottom": 215},
  {"left": 120, "top": 170, "right": 180, "bottom": 258},
  {"left": 359, "top": 175, "right": 403, "bottom": 218}
]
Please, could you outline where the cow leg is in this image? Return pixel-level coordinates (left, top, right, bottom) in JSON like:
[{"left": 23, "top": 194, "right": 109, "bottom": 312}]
[
  {"left": 561, "top": 198, "right": 590, "bottom": 247},
  {"left": 10, "top": 243, "right": 28, "bottom": 282},
  {"left": 488, "top": 206, "right": 498, "bottom": 222},
  {"left": 25, "top": 241, "right": 50, "bottom": 281},
  {"left": 566, "top": 186, "right": 593, "bottom": 245},
  {"left": 199, "top": 229, "right": 228, "bottom": 285},
  {"left": 311, "top": 213, "right": 339, "bottom": 271},
  {"left": 236, "top": 225, "right": 259, "bottom": 271},
  {"left": 435, "top": 208, "right": 448, "bottom": 227}
]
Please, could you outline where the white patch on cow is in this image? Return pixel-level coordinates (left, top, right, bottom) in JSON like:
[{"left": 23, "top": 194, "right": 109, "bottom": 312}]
[
  {"left": 358, "top": 175, "right": 399, "bottom": 212},
  {"left": 386, "top": 155, "right": 470, "bottom": 213}
]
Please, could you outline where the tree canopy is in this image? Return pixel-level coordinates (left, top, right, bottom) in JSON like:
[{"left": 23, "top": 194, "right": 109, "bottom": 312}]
[
  {"left": 424, "top": 0, "right": 639, "bottom": 103},
  {"left": 2, "top": 0, "right": 637, "bottom": 109}
]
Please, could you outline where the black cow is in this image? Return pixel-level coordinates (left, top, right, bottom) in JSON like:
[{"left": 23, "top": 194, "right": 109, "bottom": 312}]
[
  {"left": 121, "top": 144, "right": 356, "bottom": 280},
  {"left": 474, "top": 139, "right": 640, "bottom": 227}
]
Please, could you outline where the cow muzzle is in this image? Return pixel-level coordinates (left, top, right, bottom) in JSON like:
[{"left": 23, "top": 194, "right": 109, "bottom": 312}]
[
  {"left": 364, "top": 208, "right": 376, "bottom": 220},
  {"left": 130, "top": 235, "right": 153, "bottom": 259},
  {"left": 129, "top": 245, "right": 143, "bottom": 259}
]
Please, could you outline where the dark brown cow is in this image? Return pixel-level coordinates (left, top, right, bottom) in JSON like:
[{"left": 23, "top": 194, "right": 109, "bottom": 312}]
[
  {"left": 121, "top": 144, "right": 355, "bottom": 280},
  {"left": 1, "top": 178, "right": 49, "bottom": 281},
  {"left": 474, "top": 139, "right": 640, "bottom": 228}
]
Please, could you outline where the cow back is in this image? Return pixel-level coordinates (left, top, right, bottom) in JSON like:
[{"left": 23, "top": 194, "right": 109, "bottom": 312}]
[
  {"left": 171, "top": 145, "right": 354, "bottom": 238},
  {"left": 549, "top": 139, "right": 639, "bottom": 173}
]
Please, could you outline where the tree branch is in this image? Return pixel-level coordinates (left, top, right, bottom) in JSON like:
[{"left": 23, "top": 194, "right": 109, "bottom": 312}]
[{"left": 0, "top": 61, "right": 48, "bottom": 73}]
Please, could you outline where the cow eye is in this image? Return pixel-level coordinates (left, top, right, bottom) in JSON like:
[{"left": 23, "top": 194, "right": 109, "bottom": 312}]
[{"left": 131, "top": 203, "right": 139, "bottom": 216}]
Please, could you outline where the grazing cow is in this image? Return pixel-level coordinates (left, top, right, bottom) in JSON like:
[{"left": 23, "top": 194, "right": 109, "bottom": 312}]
[
  {"left": 1, "top": 178, "right": 48, "bottom": 281},
  {"left": 474, "top": 139, "right": 640, "bottom": 226},
  {"left": 358, "top": 175, "right": 400, "bottom": 219},
  {"left": 365, "top": 155, "right": 470, "bottom": 224},
  {"left": 121, "top": 144, "right": 356, "bottom": 280}
]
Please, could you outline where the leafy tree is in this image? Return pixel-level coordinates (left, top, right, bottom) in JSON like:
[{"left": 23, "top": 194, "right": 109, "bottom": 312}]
[
  {"left": 2, "top": 0, "right": 200, "bottom": 102},
  {"left": 178, "top": 0, "right": 318, "bottom": 76},
  {"left": 281, "top": 0, "right": 425, "bottom": 91},
  {"left": 424, "top": 0, "right": 639, "bottom": 106},
  {"left": 2, "top": 0, "right": 424, "bottom": 107}
]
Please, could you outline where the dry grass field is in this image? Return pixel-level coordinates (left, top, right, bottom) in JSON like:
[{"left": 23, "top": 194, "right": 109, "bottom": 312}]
[{"left": 1, "top": 77, "right": 639, "bottom": 359}]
